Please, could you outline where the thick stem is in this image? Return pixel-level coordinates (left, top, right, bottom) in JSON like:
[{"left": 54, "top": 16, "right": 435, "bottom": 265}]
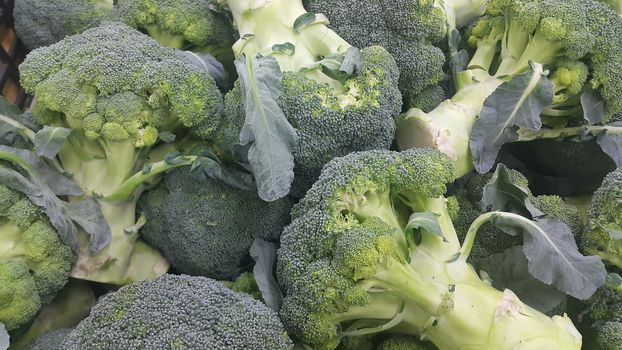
[
  {"left": 144, "top": 24, "right": 186, "bottom": 50},
  {"left": 0, "top": 222, "right": 24, "bottom": 258},
  {"left": 95, "top": 0, "right": 115, "bottom": 12},
  {"left": 442, "top": 0, "right": 488, "bottom": 28},
  {"left": 496, "top": 29, "right": 564, "bottom": 77},
  {"left": 397, "top": 76, "right": 504, "bottom": 178},
  {"left": 227, "top": 0, "right": 350, "bottom": 72}
]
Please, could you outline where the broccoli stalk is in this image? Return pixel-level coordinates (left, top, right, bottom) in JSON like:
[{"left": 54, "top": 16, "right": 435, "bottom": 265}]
[
  {"left": 278, "top": 149, "right": 583, "bottom": 349},
  {"left": 19, "top": 23, "right": 225, "bottom": 285},
  {"left": 397, "top": 0, "right": 622, "bottom": 177}
]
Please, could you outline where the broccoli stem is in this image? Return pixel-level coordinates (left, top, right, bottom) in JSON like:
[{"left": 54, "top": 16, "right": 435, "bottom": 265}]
[
  {"left": 0, "top": 222, "right": 24, "bottom": 258},
  {"left": 516, "top": 124, "right": 622, "bottom": 141},
  {"left": 227, "top": 0, "right": 350, "bottom": 72},
  {"left": 143, "top": 24, "right": 187, "bottom": 49},
  {"left": 95, "top": 0, "right": 115, "bottom": 12},
  {"left": 495, "top": 29, "right": 564, "bottom": 77},
  {"left": 442, "top": 0, "right": 489, "bottom": 28},
  {"left": 397, "top": 75, "right": 504, "bottom": 178}
]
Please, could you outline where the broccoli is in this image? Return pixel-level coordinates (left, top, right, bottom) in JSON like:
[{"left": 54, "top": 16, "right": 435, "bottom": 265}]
[
  {"left": 217, "top": 0, "right": 402, "bottom": 196},
  {"left": 582, "top": 168, "right": 622, "bottom": 269},
  {"left": 116, "top": 0, "right": 236, "bottom": 76},
  {"left": 277, "top": 148, "right": 582, "bottom": 349},
  {"left": 18, "top": 22, "right": 225, "bottom": 284},
  {"left": 598, "top": 0, "right": 622, "bottom": 14},
  {"left": 0, "top": 183, "right": 75, "bottom": 331},
  {"left": 397, "top": 0, "right": 622, "bottom": 177},
  {"left": 138, "top": 167, "right": 292, "bottom": 279},
  {"left": 376, "top": 335, "right": 437, "bottom": 350},
  {"left": 304, "top": 0, "right": 487, "bottom": 108},
  {"left": 582, "top": 284, "right": 622, "bottom": 350},
  {"left": 62, "top": 274, "right": 294, "bottom": 349},
  {"left": 13, "top": 0, "right": 114, "bottom": 50},
  {"left": 25, "top": 328, "right": 73, "bottom": 350},
  {"left": 222, "top": 272, "right": 262, "bottom": 300}
]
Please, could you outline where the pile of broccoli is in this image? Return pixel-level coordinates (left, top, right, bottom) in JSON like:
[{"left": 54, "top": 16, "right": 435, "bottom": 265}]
[{"left": 3, "top": 0, "right": 622, "bottom": 349}]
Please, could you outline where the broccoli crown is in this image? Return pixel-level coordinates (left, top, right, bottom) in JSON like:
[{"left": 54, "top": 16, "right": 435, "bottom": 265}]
[
  {"left": 584, "top": 286, "right": 622, "bottom": 350},
  {"left": 13, "top": 0, "right": 113, "bottom": 50},
  {"left": 19, "top": 22, "right": 224, "bottom": 142},
  {"left": 0, "top": 184, "right": 75, "bottom": 331},
  {"left": 222, "top": 271, "right": 262, "bottom": 300},
  {"left": 277, "top": 148, "right": 455, "bottom": 348},
  {"left": 468, "top": 0, "right": 622, "bottom": 121},
  {"left": 25, "top": 328, "right": 73, "bottom": 350},
  {"left": 219, "top": 45, "right": 401, "bottom": 196},
  {"left": 376, "top": 335, "right": 437, "bottom": 350},
  {"left": 138, "top": 167, "right": 292, "bottom": 279},
  {"left": 582, "top": 168, "right": 622, "bottom": 269},
  {"left": 530, "top": 195, "right": 584, "bottom": 236},
  {"left": 62, "top": 274, "right": 293, "bottom": 350},
  {"left": 303, "top": 0, "right": 448, "bottom": 103},
  {"left": 116, "top": 0, "right": 235, "bottom": 58}
]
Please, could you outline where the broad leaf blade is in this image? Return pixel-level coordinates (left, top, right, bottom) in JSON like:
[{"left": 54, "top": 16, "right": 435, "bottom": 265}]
[
  {"left": 34, "top": 126, "right": 72, "bottom": 159},
  {"left": 249, "top": 238, "right": 283, "bottom": 312},
  {"left": 481, "top": 164, "right": 535, "bottom": 218},
  {"left": 190, "top": 152, "right": 255, "bottom": 191},
  {"left": 581, "top": 87, "right": 605, "bottom": 125},
  {"left": 178, "top": 50, "right": 231, "bottom": 92},
  {"left": 477, "top": 246, "right": 567, "bottom": 316},
  {"left": 471, "top": 63, "right": 553, "bottom": 173},
  {"left": 404, "top": 211, "right": 446, "bottom": 242},
  {"left": 596, "top": 121, "right": 622, "bottom": 167},
  {"left": 236, "top": 55, "right": 298, "bottom": 201},
  {"left": 491, "top": 213, "right": 606, "bottom": 299},
  {"left": 66, "top": 199, "right": 112, "bottom": 251}
]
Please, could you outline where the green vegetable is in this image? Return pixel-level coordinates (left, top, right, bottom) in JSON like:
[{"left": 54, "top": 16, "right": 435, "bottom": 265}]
[
  {"left": 18, "top": 22, "right": 225, "bottom": 284},
  {"left": 62, "top": 274, "right": 294, "bottom": 349},
  {"left": 277, "top": 148, "right": 583, "bottom": 349}
]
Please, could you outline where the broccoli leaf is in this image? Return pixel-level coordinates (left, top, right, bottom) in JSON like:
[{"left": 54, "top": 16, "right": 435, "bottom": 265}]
[
  {"left": 0, "top": 322, "right": 8, "bottom": 350},
  {"left": 178, "top": 50, "right": 231, "bottom": 92},
  {"left": 581, "top": 87, "right": 605, "bottom": 125},
  {"left": 490, "top": 213, "right": 606, "bottom": 299},
  {"left": 34, "top": 126, "right": 72, "bottom": 159},
  {"left": 249, "top": 238, "right": 283, "bottom": 312},
  {"left": 404, "top": 211, "right": 446, "bottom": 243},
  {"left": 471, "top": 63, "right": 553, "bottom": 173},
  {"left": 481, "top": 164, "right": 534, "bottom": 218},
  {"left": 0, "top": 97, "right": 35, "bottom": 146},
  {"left": 236, "top": 55, "right": 298, "bottom": 201},
  {"left": 477, "top": 246, "right": 567, "bottom": 316},
  {"left": 596, "top": 121, "right": 622, "bottom": 167},
  {"left": 0, "top": 145, "right": 111, "bottom": 252},
  {"left": 190, "top": 151, "right": 255, "bottom": 191}
]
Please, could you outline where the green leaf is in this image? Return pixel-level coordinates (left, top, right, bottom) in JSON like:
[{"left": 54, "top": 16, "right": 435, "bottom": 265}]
[
  {"left": 581, "top": 87, "right": 605, "bottom": 125},
  {"left": 34, "top": 126, "right": 72, "bottom": 159},
  {"left": 249, "top": 238, "right": 283, "bottom": 312},
  {"left": 477, "top": 246, "right": 567, "bottom": 316},
  {"left": 339, "top": 47, "right": 362, "bottom": 76},
  {"left": 596, "top": 121, "right": 622, "bottom": 167},
  {"left": 404, "top": 211, "right": 446, "bottom": 242},
  {"left": 0, "top": 322, "right": 8, "bottom": 350},
  {"left": 0, "top": 97, "right": 36, "bottom": 146},
  {"left": 490, "top": 213, "right": 606, "bottom": 299},
  {"left": 481, "top": 164, "right": 534, "bottom": 218},
  {"left": 293, "top": 13, "right": 328, "bottom": 33},
  {"left": 605, "top": 273, "right": 622, "bottom": 292},
  {"left": 235, "top": 55, "right": 298, "bottom": 201},
  {"left": 0, "top": 145, "right": 111, "bottom": 252},
  {"left": 178, "top": 50, "right": 231, "bottom": 91},
  {"left": 471, "top": 63, "right": 553, "bottom": 173},
  {"left": 158, "top": 131, "right": 176, "bottom": 143},
  {"left": 272, "top": 42, "right": 295, "bottom": 56},
  {"left": 190, "top": 151, "right": 255, "bottom": 191}
]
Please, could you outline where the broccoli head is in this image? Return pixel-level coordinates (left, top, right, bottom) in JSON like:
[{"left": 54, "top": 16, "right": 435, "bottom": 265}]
[
  {"left": 277, "top": 148, "right": 582, "bottom": 349},
  {"left": 138, "top": 166, "right": 292, "bottom": 279},
  {"left": 62, "top": 274, "right": 294, "bottom": 349},
  {"left": 582, "top": 285, "right": 622, "bottom": 350},
  {"left": 25, "top": 328, "right": 73, "bottom": 350},
  {"left": 582, "top": 168, "right": 622, "bottom": 269},
  {"left": 116, "top": 0, "right": 236, "bottom": 75},
  {"left": 218, "top": 0, "right": 402, "bottom": 196},
  {"left": 304, "top": 0, "right": 487, "bottom": 108},
  {"left": 0, "top": 183, "right": 75, "bottom": 331},
  {"left": 19, "top": 22, "right": 225, "bottom": 284},
  {"left": 13, "top": 0, "right": 113, "bottom": 50},
  {"left": 397, "top": 0, "right": 622, "bottom": 177}
]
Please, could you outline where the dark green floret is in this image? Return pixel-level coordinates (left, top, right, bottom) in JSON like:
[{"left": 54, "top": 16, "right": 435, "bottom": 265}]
[
  {"left": 138, "top": 167, "right": 292, "bottom": 279},
  {"left": 582, "top": 285, "right": 622, "bottom": 350},
  {"left": 62, "top": 274, "right": 294, "bottom": 350},
  {"left": 25, "top": 328, "right": 73, "bottom": 350}
]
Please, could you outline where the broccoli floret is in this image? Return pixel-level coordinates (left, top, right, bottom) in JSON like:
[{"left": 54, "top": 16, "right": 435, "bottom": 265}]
[
  {"left": 397, "top": 0, "right": 622, "bottom": 177},
  {"left": 116, "top": 0, "right": 236, "bottom": 76},
  {"left": 218, "top": 0, "right": 402, "bottom": 196},
  {"left": 0, "top": 184, "right": 75, "bottom": 331},
  {"left": 277, "top": 148, "right": 582, "bottom": 349},
  {"left": 13, "top": 0, "right": 113, "bottom": 50},
  {"left": 25, "top": 328, "right": 73, "bottom": 350},
  {"left": 222, "top": 272, "right": 262, "bottom": 300},
  {"left": 583, "top": 285, "right": 622, "bottom": 350},
  {"left": 597, "top": 0, "right": 622, "bottom": 14},
  {"left": 304, "top": 0, "right": 487, "bottom": 106},
  {"left": 19, "top": 22, "right": 225, "bottom": 285},
  {"left": 62, "top": 274, "right": 294, "bottom": 349},
  {"left": 582, "top": 168, "right": 622, "bottom": 269},
  {"left": 376, "top": 335, "right": 437, "bottom": 350},
  {"left": 138, "top": 167, "right": 292, "bottom": 279}
]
